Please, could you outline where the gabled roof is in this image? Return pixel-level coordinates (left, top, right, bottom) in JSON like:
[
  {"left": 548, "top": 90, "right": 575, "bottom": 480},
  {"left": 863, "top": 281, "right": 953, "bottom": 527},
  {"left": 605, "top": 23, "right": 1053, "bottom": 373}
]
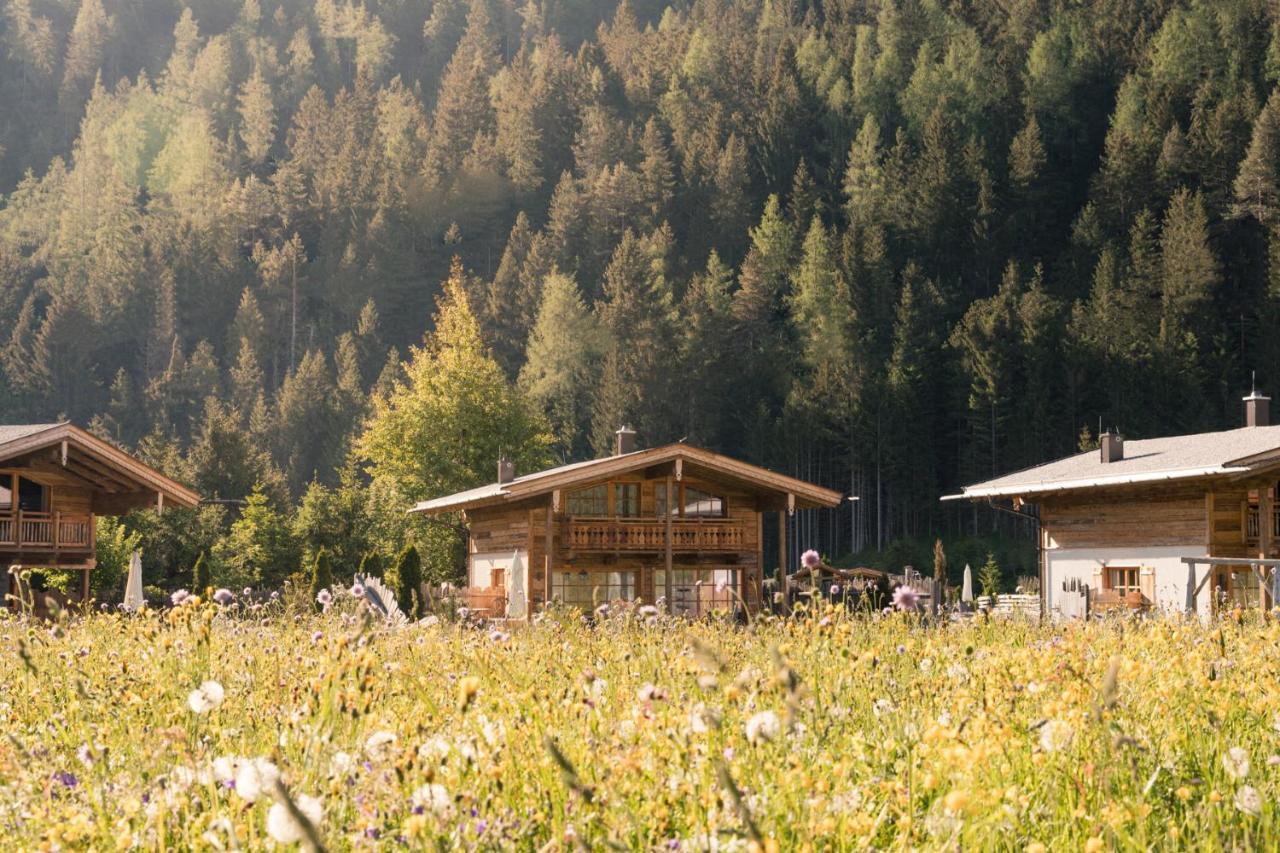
[
  {"left": 411, "top": 443, "right": 843, "bottom": 514},
  {"left": 946, "top": 424, "right": 1280, "bottom": 501},
  {"left": 0, "top": 423, "right": 200, "bottom": 509}
]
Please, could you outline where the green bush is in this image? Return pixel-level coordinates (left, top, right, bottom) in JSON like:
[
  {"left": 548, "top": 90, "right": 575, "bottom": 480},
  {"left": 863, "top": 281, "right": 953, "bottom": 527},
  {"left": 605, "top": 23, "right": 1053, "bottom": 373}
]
[
  {"left": 192, "top": 552, "right": 210, "bottom": 595},
  {"left": 310, "top": 548, "right": 333, "bottom": 610},
  {"left": 389, "top": 545, "right": 422, "bottom": 620}
]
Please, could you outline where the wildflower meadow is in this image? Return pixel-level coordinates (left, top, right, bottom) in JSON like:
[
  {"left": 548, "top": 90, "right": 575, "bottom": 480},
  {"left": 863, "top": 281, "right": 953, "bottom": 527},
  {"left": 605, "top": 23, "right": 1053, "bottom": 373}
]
[{"left": 4, "top": 590, "right": 1280, "bottom": 850}]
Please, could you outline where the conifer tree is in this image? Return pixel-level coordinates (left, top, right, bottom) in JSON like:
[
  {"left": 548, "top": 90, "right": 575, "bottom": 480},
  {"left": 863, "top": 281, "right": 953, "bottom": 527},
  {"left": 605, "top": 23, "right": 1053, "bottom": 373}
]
[
  {"left": 192, "top": 551, "right": 210, "bottom": 595},
  {"left": 391, "top": 544, "right": 422, "bottom": 619},
  {"left": 310, "top": 547, "right": 333, "bottom": 609}
]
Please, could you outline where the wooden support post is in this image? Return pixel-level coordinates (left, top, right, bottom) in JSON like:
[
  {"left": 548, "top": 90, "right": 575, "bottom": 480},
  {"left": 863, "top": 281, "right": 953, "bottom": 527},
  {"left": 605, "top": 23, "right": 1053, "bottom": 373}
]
[
  {"left": 80, "top": 567, "right": 90, "bottom": 605},
  {"left": 1262, "top": 487, "right": 1275, "bottom": 610},
  {"left": 664, "top": 475, "right": 673, "bottom": 608},
  {"left": 545, "top": 500, "right": 554, "bottom": 609},
  {"left": 777, "top": 510, "right": 788, "bottom": 614}
]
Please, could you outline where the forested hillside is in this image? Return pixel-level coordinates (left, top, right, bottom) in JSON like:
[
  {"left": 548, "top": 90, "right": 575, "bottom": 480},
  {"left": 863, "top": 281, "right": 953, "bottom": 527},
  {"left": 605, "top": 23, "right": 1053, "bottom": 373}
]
[{"left": 3, "top": 0, "right": 1280, "bottom": 581}]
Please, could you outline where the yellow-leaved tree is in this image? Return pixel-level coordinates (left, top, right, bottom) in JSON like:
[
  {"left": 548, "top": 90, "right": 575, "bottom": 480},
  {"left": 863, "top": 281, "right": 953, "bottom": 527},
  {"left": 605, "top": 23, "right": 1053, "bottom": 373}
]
[{"left": 358, "top": 257, "right": 553, "bottom": 582}]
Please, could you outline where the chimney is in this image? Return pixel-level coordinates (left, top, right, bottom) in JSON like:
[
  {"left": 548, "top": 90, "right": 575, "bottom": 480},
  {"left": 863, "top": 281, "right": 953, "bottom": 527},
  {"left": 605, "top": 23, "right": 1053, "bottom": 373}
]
[
  {"left": 497, "top": 457, "right": 515, "bottom": 484},
  {"left": 1245, "top": 389, "right": 1271, "bottom": 427},
  {"left": 1100, "top": 431, "right": 1124, "bottom": 464},
  {"left": 615, "top": 425, "right": 636, "bottom": 456}
]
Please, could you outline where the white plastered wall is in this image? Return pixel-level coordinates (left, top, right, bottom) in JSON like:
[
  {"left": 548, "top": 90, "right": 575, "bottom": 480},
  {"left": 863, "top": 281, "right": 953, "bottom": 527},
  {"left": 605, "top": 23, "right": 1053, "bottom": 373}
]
[{"left": 1044, "top": 546, "right": 1212, "bottom": 618}]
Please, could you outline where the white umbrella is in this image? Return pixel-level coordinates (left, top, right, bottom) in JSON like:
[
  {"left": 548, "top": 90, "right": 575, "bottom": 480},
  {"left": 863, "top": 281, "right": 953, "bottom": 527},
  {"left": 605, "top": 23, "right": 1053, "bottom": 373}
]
[
  {"left": 1270, "top": 567, "right": 1280, "bottom": 612},
  {"left": 961, "top": 564, "right": 974, "bottom": 604},
  {"left": 122, "top": 549, "right": 144, "bottom": 612}
]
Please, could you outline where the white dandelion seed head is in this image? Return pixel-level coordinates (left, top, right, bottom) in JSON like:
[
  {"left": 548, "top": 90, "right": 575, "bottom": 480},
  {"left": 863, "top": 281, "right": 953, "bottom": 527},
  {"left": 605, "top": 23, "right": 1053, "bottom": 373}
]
[
  {"left": 187, "top": 680, "right": 225, "bottom": 714},
  {"left": 266, "top": 793, "right": 323, "bottom": 845}
]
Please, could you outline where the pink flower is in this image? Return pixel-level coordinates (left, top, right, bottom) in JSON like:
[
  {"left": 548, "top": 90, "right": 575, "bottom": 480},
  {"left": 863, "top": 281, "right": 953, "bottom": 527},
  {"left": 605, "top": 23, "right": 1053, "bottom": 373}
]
[
  {"left": 892, "top": 586, "right": 919, "bottom": 612},
  {"left": 801, "top": 550, "right": 821, "bottom": 569}
]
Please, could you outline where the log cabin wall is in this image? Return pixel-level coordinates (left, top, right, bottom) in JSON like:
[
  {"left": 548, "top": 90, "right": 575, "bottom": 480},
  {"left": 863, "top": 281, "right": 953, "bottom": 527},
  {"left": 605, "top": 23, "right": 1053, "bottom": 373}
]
[{"left": 1040, "top": 487, "right": 1207, "bottom": 550}]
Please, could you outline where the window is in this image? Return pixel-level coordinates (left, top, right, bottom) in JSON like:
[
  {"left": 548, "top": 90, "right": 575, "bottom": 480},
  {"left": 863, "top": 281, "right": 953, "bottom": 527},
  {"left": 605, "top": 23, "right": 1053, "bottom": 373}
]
[
  {"left": 683, "top": 487, "right": 725, "bottom": 518},
  {"left": 551, "top": 570, "right": 637, "bottom": 609},
  {"left": 567, "top": 485, "right": 607, "bottom": 516},
  {"left": 17, "top": 477, "right": 45, "bottom": 512},
  {"left": 0, "top": 474, "right": 11, "bottom": 512},
  {"left": 655, "top": 484, "right": 726, "bottom": 518},
  {"left": 1106, "top": 566, "right": 1140, "bottom": 596},
  {"left": 614, "top": 482, "right": 640, "bottom": 517},
  {"left": 655, "top": 483, "right": 673, "bottom": 517},
  {"left": 655, "top": 568, "right": 738, "bottom": 616}
]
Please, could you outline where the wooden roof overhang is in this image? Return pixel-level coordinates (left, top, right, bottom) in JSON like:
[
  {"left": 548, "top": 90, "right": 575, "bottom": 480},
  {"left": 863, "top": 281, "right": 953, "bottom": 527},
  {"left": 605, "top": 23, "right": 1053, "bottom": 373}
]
[
  {"left": 0, "top": 423, "right": 200, "bottom": 513},
  {"left": 412, "top": 444, "right": 844, "bottom": 516}
]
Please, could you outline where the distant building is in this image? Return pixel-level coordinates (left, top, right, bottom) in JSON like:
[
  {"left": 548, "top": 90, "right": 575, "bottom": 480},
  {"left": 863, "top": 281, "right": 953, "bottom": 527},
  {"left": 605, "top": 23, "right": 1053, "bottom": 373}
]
[
  {"left": 0, "top": 423, "right": 200, "bottom": 606},
  {"left": 948, "top": 392, "right": 1280, "bottom": 618},
  {"left": 412, "top": 428, "right": 842, "bottom": 619}
]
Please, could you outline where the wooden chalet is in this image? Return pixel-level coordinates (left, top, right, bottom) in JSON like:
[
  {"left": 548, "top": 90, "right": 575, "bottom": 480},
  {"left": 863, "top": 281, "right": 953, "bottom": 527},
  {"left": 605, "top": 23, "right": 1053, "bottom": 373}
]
[
  {"left": 947, "top": 391, "right": 1280, "bottom": 618},
  {"left": 0, "top": 423, "right": 200, "bottom": 605},
  {"left": 412, "top": 428, "right": 843, "bottom": 618}
]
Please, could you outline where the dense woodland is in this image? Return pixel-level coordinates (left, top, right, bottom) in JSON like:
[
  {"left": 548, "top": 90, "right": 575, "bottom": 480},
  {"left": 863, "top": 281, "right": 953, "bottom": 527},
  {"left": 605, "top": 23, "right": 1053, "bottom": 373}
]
[{"left": 3, "top": 0, "right": 1280, "bottom": 588}]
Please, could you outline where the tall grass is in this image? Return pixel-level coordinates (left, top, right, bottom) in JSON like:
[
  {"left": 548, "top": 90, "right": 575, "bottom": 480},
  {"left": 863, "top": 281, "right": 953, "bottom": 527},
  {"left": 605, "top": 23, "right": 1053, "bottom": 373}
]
[{"left": 1, "top": 596, "right": 1278, "bottom": 849}]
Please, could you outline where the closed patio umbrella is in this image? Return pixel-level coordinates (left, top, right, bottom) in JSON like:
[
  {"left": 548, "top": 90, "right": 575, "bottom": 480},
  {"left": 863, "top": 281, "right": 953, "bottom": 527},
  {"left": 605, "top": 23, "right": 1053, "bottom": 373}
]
[
  {"left": 122, "top": 550, "right": 144, "bottom": 612},
  {"left": 961, "top": 564, "right": 974, "bottom": 604},
  {"left": 1270, "top": 567, "right": 1280, "bottom": 612}
]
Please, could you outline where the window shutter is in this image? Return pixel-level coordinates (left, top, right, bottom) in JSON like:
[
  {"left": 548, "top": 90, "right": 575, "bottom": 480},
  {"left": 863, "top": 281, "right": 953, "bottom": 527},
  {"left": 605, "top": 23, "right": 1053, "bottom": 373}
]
[{"left": 1140, "top": 566, "right": 1155, "bottom": 602}]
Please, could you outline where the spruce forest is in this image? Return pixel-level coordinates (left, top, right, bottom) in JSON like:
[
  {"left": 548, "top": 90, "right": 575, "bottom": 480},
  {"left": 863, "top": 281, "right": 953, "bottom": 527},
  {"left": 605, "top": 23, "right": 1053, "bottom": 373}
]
[{"left": 2, "top": 0, "right": 1279, "bottom": 589}]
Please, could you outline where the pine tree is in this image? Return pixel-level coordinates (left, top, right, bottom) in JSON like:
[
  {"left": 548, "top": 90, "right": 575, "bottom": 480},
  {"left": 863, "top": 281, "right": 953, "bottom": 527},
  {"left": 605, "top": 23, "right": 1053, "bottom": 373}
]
[
  {"left": 390, "top": 544, "right": 422, "bottom": 619},
  {"left": 311, "top": 547, "right": 333, "bottom": 609},
  {"left": 238, "top": 70, "right": 276, "bottom": 166},
  {"left": 1009, "top": 115, "right": 1046, "bottom": 188},
  {"left": 192, "top": 551, "right": 210, "bottom": 595},
  {"left": 519, "top": 271, "right": 605, "bottom": 457},
  {"left": 978, "top": 552, "right": 1001, "bottom": 602},
  {"left": 1235, "top": 88, "right": 1280, "bottom": 225},
  {"left": 357, "top": 552, "right": 381, "bottom": 580}
]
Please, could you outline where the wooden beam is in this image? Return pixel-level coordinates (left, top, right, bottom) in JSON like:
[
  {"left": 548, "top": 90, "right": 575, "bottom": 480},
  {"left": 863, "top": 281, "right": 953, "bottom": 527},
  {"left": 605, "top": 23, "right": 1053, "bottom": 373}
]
[
  {"left": 664, "top": 474, "right": 673, "bottom": 608},
  {"left": 92, "top": 491, "right": 158, "bottom": 515},
  {"left": 545, "top": 500, "right": 554, "bottom": 609},
  {"left": 777, "top": 510, "right": 788, "bottom": 614},
  {"left": 63, "top": 451, "right": 138, "bottom": 490},
  {"left": 1261, "top": 485, "right": 1274, "bottom": 611}
]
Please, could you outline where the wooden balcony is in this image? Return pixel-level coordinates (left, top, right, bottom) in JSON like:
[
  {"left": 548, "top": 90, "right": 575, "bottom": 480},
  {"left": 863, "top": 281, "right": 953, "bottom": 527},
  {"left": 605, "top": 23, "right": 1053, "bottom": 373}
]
[
  {"left": 0, "top": 511, "right": 94, "bottom": 551},
  {"left": 567, "top": 517, "right": 746, "bottom": 552}
]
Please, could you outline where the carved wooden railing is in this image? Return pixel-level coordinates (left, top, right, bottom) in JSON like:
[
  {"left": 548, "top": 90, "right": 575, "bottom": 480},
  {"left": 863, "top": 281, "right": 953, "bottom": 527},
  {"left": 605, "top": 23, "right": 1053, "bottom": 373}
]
[
  {"left": 0, "top": 511, "right": 93, "bottom": 550},
  {"left": 567, "top": 517, "right": 745, "bottom": 551}
]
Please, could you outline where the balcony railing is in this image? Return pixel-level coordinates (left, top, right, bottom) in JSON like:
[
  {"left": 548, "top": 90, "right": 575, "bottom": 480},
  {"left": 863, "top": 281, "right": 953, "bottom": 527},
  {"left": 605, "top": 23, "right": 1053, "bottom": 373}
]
[
  {"left": 567, "top": 517, "right": 746, "bottom": 552},
  {"left": 0, "top": 511, "right": 93, "bottom": 551}
]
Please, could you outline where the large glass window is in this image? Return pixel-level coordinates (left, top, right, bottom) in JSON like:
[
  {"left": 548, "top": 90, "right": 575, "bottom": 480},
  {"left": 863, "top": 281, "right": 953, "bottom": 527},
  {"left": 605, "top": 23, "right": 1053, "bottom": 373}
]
[
  {"left": 655, "top": 568, "right": 738, "bottom": 616},
  {"left": 17, "top": 477, "right": 45, "bottom": 512},
  {"left": 551, "top": 570, "right": 637, "bottom": 609},
  {"left": 614, "top": 483, "right": 640, "bottom": 517},
  {"left": 567, "top": 484, "right": 607, "bottom": 516},
  {"left": 683, "top": 487, "right": 725, "bottom": 518}
]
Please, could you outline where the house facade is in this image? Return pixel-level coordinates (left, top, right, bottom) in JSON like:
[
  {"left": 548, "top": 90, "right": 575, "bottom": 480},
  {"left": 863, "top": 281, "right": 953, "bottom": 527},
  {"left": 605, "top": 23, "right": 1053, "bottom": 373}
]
[
  {"left": 1, "top": 423, "right": 200, "bottom": 605},
  {"left": 948, "top": 393, "right": 1280, "bottom": 618},
  {"left": 412, "top": 429, "right": 843, "bottom": 618}
]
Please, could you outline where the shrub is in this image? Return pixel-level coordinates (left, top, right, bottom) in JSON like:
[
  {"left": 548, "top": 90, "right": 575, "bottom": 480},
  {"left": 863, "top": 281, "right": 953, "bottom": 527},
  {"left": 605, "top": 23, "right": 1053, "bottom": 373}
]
[
  {"left": 192, "top": 552, "right": 210, "bottom": 595},
  {"left": 310, "top": 548, "right": 333, "bottom": 610},
  {"left": 357, "top": 552, "right": 382, "bottom": 579},
  {"left": 390, "top": 545, "right": 422, "bottom": 619},
  {"left": 978, "top": 552, "right": 1001, "bottom": 602}
]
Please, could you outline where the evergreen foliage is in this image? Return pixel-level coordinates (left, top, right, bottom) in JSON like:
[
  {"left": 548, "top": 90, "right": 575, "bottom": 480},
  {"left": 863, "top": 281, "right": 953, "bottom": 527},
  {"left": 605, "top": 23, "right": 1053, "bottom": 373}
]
[
  {"left": 310, "top": 547, "right": 333, "bottom": 609},
  {"left": 2, "top": 0, "right": 1278, "bottom": 578},
  {"left": 192, "top": 551, "right": 209, "bottom": 594},
  {"left": 389, "top": 544, "right": 422, "bottom": 620}
]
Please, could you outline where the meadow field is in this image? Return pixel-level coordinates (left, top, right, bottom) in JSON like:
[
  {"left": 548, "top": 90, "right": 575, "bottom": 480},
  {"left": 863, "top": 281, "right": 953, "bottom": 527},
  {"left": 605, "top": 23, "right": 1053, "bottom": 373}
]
[{"left": 3, "top": 591, "right": 1280, "bottom": 851}]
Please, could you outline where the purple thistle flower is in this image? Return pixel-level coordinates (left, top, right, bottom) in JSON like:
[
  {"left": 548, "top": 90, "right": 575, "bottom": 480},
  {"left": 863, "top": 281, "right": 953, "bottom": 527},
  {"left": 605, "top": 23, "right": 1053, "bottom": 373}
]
[
  {"left": 351, "top": 582, "right": 365, "bottom": 597},
  {"left": 893, "top": 586, "right": 919, "bottom": 612},
  {"left": 801, "top": 550, "right": 821, "bottom": 569},
  {"left": 213, "top": 588, "right": 235, "bottom": 606},
  {"left": 316, "top": 588, "right": 333, "bottom": 607},
  {"left": 53, "top": 771, "right": 78, "bottom": 788}
]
